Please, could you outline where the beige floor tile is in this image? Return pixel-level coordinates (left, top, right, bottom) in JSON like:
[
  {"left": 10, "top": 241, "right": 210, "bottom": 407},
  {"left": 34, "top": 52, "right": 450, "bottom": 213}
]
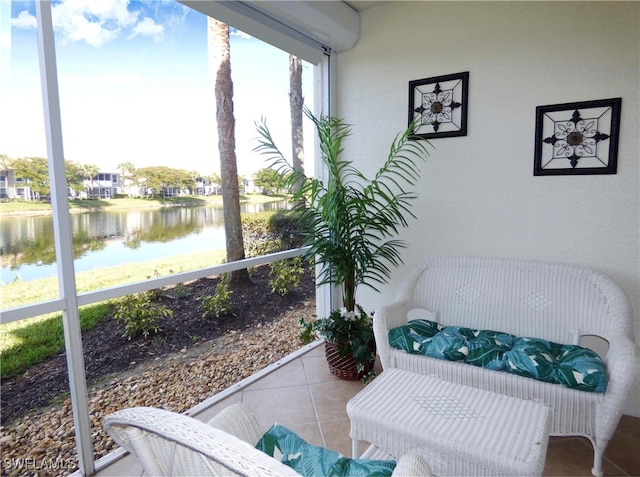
[
  {"left": 244, "top": 359, "right": 309, "bottom": 390},
  {"left": 285, "top": 421, "right": 324, "bottom": 448},
  {"left": 309, "top": 380, "right": 365, "bottom": 422},
  {"left": 543, "top": 436, "right": 626, "bottom": 476},
  {"left": 302, "top": 354, "right": 336, "bottom": 384},
  {"left": 319, "top": 418, "right": 354, "bottom": 457},
  {"left": 241, "top": 384, "right": 317, "bottom": 428},
  {"left": 603, "top": 415, "right": 640, "bottom": 476}
]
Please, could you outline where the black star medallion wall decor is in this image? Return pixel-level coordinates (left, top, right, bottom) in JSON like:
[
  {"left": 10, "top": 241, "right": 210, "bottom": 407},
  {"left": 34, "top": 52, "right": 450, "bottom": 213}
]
[
  {"left": 408, "top": 71, "right": 469, "bottom": 139},
  {"left": 534, "top": 98, "right": 621, "bottom": 176}
]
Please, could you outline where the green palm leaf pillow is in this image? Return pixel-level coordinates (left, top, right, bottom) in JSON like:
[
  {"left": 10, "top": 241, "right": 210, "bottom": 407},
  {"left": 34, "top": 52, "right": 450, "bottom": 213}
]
[
  {"left": 388, "top": 319, "right": 441, "bottom": 354},
  {"left": 553, "top": 344, "right": 607, "bottom": 392},
  {"left": 257, "top": 424, "right": 396, "bottom": 477}
]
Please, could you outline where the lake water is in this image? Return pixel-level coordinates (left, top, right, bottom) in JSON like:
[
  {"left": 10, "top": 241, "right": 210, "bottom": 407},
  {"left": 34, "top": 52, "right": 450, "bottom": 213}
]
[{"left": 0, "top": 201, "right": 288, "bottom": 283}]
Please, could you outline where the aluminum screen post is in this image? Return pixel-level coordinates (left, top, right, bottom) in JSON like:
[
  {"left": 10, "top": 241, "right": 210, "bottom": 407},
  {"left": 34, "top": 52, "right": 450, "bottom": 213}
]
[{"left": 35, "top": 1, "right": 95, "bottom": 474}]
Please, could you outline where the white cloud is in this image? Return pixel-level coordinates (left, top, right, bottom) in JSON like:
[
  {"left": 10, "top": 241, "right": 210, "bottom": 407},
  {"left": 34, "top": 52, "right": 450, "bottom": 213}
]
[
  {"left": 230, "top": 28, "right": 252, "bottom": 40},
  {"left": 128, "top": 17, "right": 163, "bottom": 42},
  {"left": 52, "top": 0, "right": 139, "bottom": 47},
  {"left": 11, "top": 0, "right": 166, "bottom": 48},
  {"left": 11, "top": 10, "right": 37, "bottom": 30}
]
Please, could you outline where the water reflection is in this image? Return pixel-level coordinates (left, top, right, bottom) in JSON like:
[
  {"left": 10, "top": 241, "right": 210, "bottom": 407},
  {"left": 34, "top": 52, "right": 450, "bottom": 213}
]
[{"left": 0, "top": 201, "right": 287, "bottom": 283}]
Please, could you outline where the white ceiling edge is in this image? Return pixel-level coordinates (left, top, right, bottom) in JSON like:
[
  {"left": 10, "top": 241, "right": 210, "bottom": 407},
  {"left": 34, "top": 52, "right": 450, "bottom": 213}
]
[
  {"left": 257, "top": 1, "right": 359, "bottom": 51},
  {"left": 344, "top": 1, "right": 387, "bottom": 12},
  {"left": 180, "top": 1, "right": 360, "bottom": 64}
]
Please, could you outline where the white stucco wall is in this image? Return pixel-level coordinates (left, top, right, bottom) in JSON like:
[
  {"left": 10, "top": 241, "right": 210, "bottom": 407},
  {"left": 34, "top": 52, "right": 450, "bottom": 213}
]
[{"left": 336, "top": 2, "right": 639, "bottom": 416}]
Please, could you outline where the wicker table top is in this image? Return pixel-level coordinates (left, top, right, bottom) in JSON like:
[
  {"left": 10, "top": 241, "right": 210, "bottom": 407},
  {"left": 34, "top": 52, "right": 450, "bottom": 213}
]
[{"left": 347, "top": 368, "right": 550, "bottom": 477}]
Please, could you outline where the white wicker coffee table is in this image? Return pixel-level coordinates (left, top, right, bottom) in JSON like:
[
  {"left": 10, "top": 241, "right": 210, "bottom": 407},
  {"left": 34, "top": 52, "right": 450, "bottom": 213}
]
[{"left": 347, "top": 368, "right": 550, "bottom": 476}]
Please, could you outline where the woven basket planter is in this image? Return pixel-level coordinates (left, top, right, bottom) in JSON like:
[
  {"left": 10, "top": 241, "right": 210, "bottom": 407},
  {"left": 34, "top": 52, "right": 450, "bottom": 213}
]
[{"left": 324, "top": 340, "right": 376, "bottom": 381}]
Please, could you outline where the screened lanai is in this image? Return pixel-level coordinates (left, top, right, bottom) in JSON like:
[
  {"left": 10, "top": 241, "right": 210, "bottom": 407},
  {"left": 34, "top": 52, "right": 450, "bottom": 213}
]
[{"left": 3, "top": 1, "right": 639, "bottom": 476}]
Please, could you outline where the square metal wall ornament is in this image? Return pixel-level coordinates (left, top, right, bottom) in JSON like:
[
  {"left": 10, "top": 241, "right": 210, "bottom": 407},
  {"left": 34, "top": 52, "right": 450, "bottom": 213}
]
[
  {"left": 408, "top": 71, "right": 469, "bottom": 139},
  {"left": 534, "top": 98, "right": 621, "bottom": 176}
]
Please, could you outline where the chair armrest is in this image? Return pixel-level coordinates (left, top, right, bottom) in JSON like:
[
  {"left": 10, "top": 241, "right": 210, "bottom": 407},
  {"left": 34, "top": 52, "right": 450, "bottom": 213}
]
[
  {"left": 104, "top": 406, "right": 299, "bottom": 476},
  {"left": 207, "top": 403, "right": 265, "bottom": 446},
  {"left": 392, "top": 453, "right": 433, "bottom": 476},
  {"left": 373, "top": 301, "right": 410, "bottom": 370}
]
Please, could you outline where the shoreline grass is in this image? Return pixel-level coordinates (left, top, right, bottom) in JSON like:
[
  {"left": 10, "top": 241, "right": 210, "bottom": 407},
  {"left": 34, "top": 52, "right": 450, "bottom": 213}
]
[{"left": 0, "top": 193, "right": 287, "bottom": 216}]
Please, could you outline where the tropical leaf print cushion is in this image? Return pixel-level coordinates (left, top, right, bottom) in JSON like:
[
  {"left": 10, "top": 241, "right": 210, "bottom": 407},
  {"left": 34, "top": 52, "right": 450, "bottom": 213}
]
[
  {"left": 424, "top": 326, "right": 475, "bottom": 361},
  {"left": 553, "top": 344, "right": 607, "bottom": 392},
  {"left": 257, "top": 424, "right": 396, "bottom": 477},
  {"left": 465, "top": 330, "right": 516, "bottom": 371},
  {"left": 387, "top": 319, "right": 441, "bottom": 354},
  {"left": 388, "top": 321, "right": 607, "bottom": 392},
  {"left": 504, "top": 337, "right": 561, "bottom": 383}
]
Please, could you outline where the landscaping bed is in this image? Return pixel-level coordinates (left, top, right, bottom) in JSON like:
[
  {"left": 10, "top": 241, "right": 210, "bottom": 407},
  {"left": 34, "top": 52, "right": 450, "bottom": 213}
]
[{"left": 0, "top": 265, "right": 315, "bottom": 477}]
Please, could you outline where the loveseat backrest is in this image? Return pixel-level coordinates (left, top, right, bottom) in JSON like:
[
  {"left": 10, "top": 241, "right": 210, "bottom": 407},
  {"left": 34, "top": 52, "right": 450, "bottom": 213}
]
[{"left": 397, "top": 256, "right": 633, "bottom": 346}]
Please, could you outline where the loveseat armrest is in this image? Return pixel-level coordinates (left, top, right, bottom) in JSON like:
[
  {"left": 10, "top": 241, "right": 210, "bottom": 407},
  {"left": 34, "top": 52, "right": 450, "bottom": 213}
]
[
  {"left": 374, "top": 301, "right": 410, "bottom": 370},
  {"left": 600, "top": 335, "right": 640, "bottom": 439}
]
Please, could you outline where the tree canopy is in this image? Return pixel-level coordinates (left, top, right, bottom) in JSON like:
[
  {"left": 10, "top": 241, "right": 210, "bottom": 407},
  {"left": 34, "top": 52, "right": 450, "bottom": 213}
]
[
  {"left": 10, "top": 156, "right": 85, "bottom": 198},
  {"left": 136, "top": 166, "right": 195, "bottom": 196},
  {"left": 253, "top": 167, "right": 286, "bottom": 195}
]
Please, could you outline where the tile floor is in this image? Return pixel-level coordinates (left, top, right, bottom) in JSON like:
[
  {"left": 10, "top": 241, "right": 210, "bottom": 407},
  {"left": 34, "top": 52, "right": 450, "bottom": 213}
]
[{"left": 96, "top": 343, "right": 639, "bottom": 476}]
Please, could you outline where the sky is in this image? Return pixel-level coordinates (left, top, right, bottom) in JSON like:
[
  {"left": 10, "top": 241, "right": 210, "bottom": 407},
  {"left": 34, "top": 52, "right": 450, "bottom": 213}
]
[{"left": 0, "top": 0, "right": 314, "bottom": 176}]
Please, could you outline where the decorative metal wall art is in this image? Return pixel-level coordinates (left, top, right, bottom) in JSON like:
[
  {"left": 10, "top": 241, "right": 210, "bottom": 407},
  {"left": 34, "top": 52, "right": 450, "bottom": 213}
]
[
  {"left": 534, "top": 98, "right": 621, "bottom": 176},
  {"left": 408, "top": 71, "right": 469, "bottom": 139}
]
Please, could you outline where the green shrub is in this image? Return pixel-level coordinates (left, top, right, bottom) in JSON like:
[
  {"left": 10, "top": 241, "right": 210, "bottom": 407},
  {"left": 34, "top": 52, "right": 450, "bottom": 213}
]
[
  {"left": 269, "top": 209, "right": 306, "bottom": 249},
  {"left": 242, "top": 210, "right": 305, "bottom": 257},
  {"left": 145, "top": 272, "right": 164, "bottom": 300},
  {"left": 269, "top": 257, "right": 305, "bottom": 296},
  {"left": 113, "top": 291, "right": 173, "bottom": 340},
  {"left": 172, "top": 283, "right": 192, "bottom": 299},
  {"left": 242, "top": 212, "right": 282, "bottom": 257},
  {"left": 199, "top": 275, "right": 233, "bottom": 318}
]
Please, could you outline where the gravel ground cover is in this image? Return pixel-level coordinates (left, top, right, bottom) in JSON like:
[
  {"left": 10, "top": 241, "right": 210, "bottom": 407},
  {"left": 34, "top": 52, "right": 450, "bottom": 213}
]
[{"left": 1, "top": 265, "right": 315, "bottom": 477}]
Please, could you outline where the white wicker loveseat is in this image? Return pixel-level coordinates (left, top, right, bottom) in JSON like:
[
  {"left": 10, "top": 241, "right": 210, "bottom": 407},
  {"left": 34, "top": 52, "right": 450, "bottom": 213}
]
[
  {"left": 373, "top": 256, "right": 639, "bottom": 477},
  {"left": 103, "top": 404, "right": 433, "bottom": 476}
]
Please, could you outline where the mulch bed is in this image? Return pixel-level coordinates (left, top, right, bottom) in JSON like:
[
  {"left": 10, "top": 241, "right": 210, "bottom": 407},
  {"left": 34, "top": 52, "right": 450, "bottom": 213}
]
[{"left": 1, "top": 264, "right": 315, "bottom": 426}]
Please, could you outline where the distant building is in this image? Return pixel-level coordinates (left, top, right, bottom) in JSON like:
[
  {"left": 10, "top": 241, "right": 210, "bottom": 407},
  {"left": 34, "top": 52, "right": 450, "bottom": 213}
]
[
  {"left": 1, "top": 167, "right": 226, "bottom": 200},
  {"left": 0, "top": 169, "right": 39, "bottom": 201},
  {"left": 86, "top": 172, "right": 120, "bottom": 199},
  {"left": 195, "top": 177, "right": 222, "bottom": 196},
  {"left": 243, "top": 177, "right": 264, "bottom": 194}
]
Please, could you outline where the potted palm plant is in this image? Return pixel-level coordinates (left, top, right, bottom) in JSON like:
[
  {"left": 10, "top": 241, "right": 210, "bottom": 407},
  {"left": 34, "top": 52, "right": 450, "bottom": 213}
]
[{"left": 255, "top": 109, "right": 431, "bottom": 380}]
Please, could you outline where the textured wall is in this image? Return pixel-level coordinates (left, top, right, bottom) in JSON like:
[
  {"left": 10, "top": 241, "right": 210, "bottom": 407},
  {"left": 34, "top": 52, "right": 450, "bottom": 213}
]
[{"left": 336, "top": 1, "right": 639, "bottom": 415}]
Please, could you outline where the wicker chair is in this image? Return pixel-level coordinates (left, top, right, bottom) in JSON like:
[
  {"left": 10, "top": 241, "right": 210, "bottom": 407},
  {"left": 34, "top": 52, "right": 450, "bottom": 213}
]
[{"left": 103, "top": 405, "right": 433, "bottom": 476}]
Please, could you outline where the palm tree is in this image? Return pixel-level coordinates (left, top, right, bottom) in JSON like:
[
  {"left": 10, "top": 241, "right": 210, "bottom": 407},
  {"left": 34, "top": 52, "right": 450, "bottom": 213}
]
[
  {"left": 117, "top": 162, "right": 136, "bottom": 196},
  {"left": 208, "top": 18, "right": 250, "bottom": 286},
  {"left": 82, "top": 163, "right": 99, "bottom": 198},
  {"left": 289, "top": 55, "right": 304, "bottom": 196}
]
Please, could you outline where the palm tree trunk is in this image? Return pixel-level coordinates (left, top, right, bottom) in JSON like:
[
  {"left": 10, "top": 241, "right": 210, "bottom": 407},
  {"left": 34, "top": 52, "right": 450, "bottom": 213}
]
[
  {"left": 289, "top": 55, "right": 304, "bottom": 196},
  {"left": 208, "top": 18, "right": 250, "bottom": 287}
]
